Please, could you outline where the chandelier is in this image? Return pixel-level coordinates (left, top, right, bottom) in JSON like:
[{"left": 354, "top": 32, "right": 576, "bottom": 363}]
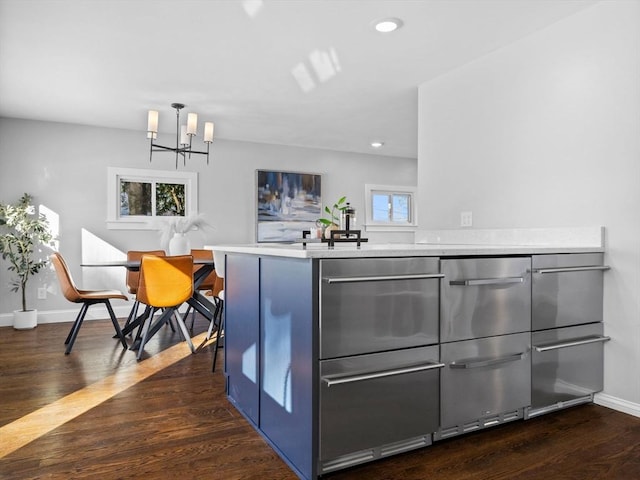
[{"left": 146, "top": 103, "right": 215, "bottom": 168}]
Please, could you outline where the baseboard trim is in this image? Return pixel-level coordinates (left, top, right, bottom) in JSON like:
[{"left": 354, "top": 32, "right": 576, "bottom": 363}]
[
  {"left": 1, "top": 304, "right": 192, "bottom": 328},
  {"left": 594, "top": 392, "right": 640, "bottom": 418},
  {"left": 0, "top": 305, "right": 135, "bottom": 328}
]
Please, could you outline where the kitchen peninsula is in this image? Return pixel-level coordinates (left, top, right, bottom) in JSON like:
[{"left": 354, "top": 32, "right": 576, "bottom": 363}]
[{"left": 212, "top": 228, "right": 608, "bottom": 480}]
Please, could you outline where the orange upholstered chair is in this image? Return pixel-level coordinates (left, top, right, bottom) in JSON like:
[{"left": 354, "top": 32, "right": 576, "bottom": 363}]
[
  {"left": 135, "top": 254, "right": 195, "bottom": 360},
  {"left": 122, "top": 250, "right": 166, "bottom": 334},
  {"left": 50, "top": 252, "right": 128, "bottom": 354}
]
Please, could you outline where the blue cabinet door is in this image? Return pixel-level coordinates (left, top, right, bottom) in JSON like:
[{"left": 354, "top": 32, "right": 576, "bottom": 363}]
[{"left": 225, "top": 254, "right": 260, "bottom": 425}]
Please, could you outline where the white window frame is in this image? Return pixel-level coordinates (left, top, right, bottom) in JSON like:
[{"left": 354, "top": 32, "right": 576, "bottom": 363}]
[
  {"left": 364, "top": 184, "right": 417, "bottom": 232},
  {"left": 106, "top": 167, "right": 198, "bottom": 230}
]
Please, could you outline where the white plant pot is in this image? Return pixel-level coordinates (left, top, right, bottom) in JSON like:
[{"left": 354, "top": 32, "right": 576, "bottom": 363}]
[
  {"left": 169, "top": 232, "right": 191, "bottom": 255},
  {"left": 13, "top": 309, "right": 37, "bottom": 330}
]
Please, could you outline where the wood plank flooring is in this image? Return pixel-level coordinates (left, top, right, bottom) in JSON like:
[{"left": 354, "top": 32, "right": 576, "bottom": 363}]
[{"left": 1, "top": 318, "right": 639, "bottom": 479}]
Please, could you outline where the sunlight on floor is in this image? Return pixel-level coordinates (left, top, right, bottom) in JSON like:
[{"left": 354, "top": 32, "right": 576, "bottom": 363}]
[{"left": 0, "top": 331, "right": 211, "bottom": 458}]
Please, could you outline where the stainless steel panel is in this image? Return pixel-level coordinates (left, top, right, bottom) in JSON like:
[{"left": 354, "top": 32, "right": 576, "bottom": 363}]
[
  {"left": 320, "top": 257, "right": 440, "bottom": 359},
  {"left": 440, "top": 257, "right": 531, "bottom": 343},
  {"left": 531, "top": 323, "right": 607, "bottom": 410},
  {"left": 320, "top": 345, "right": 441, "bottom": 462},
  {"left": 440, "top": 332, "right": 531, "bottom": 429},
  {"left": 532, "top": 253, "right": 606, "bottom": 331}
]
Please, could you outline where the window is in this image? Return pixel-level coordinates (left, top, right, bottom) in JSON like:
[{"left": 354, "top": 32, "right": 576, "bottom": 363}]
[
  {"left": 107, "top": 167, "right": 198, "bottom": 230},
  {"left": 364, "top": 184, "right": 417, "bottom": 231}
]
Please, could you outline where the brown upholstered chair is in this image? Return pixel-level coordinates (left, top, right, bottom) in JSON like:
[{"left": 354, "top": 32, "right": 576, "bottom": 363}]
[
  {"left": 184, "top": 249, "right": 219, "bottom": 330},
  {"left": 50, "top": 252, "right": 128, "bottom": 354},
  {"left": 135, "top": 254, "right": 195, "bottom": 360}
]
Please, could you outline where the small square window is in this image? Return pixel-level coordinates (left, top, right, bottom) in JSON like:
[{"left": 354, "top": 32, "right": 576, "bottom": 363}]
[{"left": 365, "top": 184, "right": 417, "bottom": 231}]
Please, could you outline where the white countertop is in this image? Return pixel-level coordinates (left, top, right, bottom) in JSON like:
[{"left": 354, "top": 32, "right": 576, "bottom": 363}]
[
  {"left": 207, "top": 227, "right": 605, "bottom": 259},
  {"left": 208, "top": 242, "right": 603, "bottom": 259}
]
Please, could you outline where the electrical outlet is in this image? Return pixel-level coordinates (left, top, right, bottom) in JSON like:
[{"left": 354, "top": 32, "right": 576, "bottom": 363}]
[
  {"left": 460, "top": 211, "right": 473, "bottom": 227},
  {"left": 37, "top": 287, "right": 47, "bottom": 299}
]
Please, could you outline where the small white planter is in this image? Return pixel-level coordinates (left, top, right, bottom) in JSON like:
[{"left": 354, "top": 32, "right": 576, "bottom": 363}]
[
  {"left": 169, "top": 232, "right": 191, "bottom": 255},
  {"left": 13, "top": 309, "right": 37, "bottom": 330}
]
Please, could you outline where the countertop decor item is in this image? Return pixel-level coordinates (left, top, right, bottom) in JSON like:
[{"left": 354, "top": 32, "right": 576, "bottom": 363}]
[
  {"left": 0, "top": 193, "right": 54, "bottom": 329},
  {"left": 317, "top": 196, "right": 349, "bottom": 239}
]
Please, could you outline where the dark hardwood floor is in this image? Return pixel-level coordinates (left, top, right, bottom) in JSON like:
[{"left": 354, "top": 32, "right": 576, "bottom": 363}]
[{"left": 1, "top": 318, "right": 639, "bottom": 479}]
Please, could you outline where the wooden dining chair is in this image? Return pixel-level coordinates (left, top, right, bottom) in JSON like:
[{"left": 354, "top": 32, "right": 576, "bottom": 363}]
[
  {"left": 50, "top": 252, "right": 128, "bottom": 354},
  {"left": 135, "top": 254, "right": 195, "bottom": 360}
]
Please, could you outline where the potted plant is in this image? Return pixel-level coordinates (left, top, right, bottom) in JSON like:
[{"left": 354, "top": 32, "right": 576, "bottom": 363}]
[
  {"left": 0, "top": 193, "right": 54, "bottom": 329},
  {"left": 316, "top": 196, "right": 348, "bottom": 239}
]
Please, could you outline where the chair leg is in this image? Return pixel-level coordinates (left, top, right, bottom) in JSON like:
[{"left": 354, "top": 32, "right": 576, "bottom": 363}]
[
  {"left": 122, "top": 299, "right": 140, "bottom": 334},
  {"left": 206, "top": 298, "right": 221, "bottom": 341},
  {"left": 104, "top": 300, "right": 127, "bottom": 350},
  {"left": 173, "top": 311, "right": 196, "bottom": 353},
  {"left": 131, "top": 306, "right": 154, "bottom": 350},
  {"left": 65, "top": 305, "right": 86, "bottom": 345},
  {"left": 137, "top": 307, "right": 176, "bottom": 360},
  {"left": 212, "top": 311, "right": 224, "bottom": 372},
  {"left": 65, "top": 303, "right": 89, "bottom": 354},
  {"left": 167, "top": 314, "right": 176, "bottom": 332}
]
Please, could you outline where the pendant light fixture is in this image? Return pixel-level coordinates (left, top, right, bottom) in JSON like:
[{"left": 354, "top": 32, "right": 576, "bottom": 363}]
[{"left": 146, "top": 103, "right": 215, "bottom": 168}]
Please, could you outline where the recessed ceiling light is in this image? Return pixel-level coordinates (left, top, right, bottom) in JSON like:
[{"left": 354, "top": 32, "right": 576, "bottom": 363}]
[
  {"left": 371, "top": 141, "right": 384, "bottom": 148},
  {"left": 373, "top": 18, "right": 403, "bottom": 33}
]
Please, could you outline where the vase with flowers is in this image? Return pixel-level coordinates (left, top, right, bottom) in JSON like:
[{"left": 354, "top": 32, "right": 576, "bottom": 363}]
[{"left": 158, "top": 214, "right": 211, "bottom": 255}]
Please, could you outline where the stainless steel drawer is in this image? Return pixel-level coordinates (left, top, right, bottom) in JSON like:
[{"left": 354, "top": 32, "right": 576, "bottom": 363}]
[
  {"left": 532, "top": 253, "right": 608, "bottom": 331},
  {"left": 440, "top": 332, "right": 531, "bottom": 430},
  {"left": 440, "top": 257, "right": 531, "bottom": 343},
  {"left": 319, "top": 345, "right": 442, "bottom": 468},
  {"left": 531, "top": 323, "right": 609, "bottom": 412},
  {"left": 320, "top": 257, "right": 441, "bottom": 359}
]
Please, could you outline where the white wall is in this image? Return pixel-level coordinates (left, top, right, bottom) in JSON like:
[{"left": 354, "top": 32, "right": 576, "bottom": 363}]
[
  {"left": 418, "top": 1, "right": 640, "bottom": 408},
  {"left": 0, "top": 118, "right": 416, "bottom": 319}
]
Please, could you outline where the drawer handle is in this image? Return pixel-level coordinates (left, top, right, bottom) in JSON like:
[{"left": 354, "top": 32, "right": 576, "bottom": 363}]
[
  {"left": 532, "top": 265, "right": 611, "bottom": 275},
  {"left": 324, "top": 273, "right": 444, "bottom": 284},
  {"left": 534, "top": 265, "right": 610, "bottom": 274},
  {"left": 322, "top": 362, "right": 445, "bottom": 387},
  {"left": 449, "top": 276, "right": 524, "bottom": 286},
  {"left": 449, "top": 352, "right": 526, "bottom": 369},
  {"left": 534, "top": 335, "right": 610, "bottom": 352}
]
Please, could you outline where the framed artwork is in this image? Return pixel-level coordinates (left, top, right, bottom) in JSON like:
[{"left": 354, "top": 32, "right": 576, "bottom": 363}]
[{"left": 256, "top": 170, "right": 322, "bottom": 242}]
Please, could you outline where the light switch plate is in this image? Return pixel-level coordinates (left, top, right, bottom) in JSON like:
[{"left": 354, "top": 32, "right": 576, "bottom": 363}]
[{"left": 460, "top": 211, "right": 473, "bottom": 227}]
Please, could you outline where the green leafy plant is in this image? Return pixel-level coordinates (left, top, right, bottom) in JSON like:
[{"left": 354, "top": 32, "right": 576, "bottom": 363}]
[
  {"left": 317, "top": 196, "right": 348, "bottom": 227},
  {"left": 0, "top": 193, "right": 54, "bottom": 312}
]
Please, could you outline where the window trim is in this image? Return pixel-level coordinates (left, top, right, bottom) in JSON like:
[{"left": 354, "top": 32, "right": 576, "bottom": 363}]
[
  {"left": 106, "top": 167, "right": 198, "bottom": 230},
  {"left": 364, "top": 184, "right": 417, "bottom": 232}
]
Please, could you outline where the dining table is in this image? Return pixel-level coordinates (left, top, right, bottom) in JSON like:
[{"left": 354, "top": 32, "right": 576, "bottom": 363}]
[{"left": 81, "top": 257, "right": 217, "bottom": 353}]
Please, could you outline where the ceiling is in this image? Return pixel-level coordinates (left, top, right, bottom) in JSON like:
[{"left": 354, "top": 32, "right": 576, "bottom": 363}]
[{"left": 0, "top": 0, "right": 598, "bottom": 159}]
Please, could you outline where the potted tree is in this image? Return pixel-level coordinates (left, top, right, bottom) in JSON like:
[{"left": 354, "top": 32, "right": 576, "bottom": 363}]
[{"left": 0, "top": 193, "right": 54, "bottom": 329}]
